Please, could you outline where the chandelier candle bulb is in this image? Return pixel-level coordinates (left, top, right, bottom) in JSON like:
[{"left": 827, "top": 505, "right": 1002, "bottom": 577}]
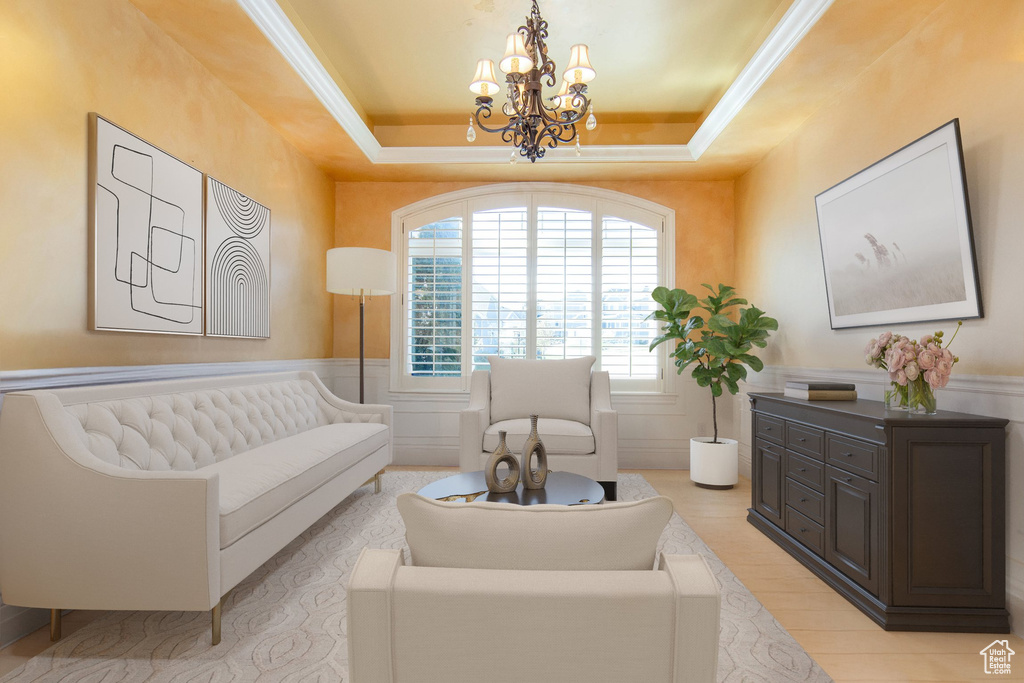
[{"left": 553, "top": 80, "right": 571, "bottom": 109}]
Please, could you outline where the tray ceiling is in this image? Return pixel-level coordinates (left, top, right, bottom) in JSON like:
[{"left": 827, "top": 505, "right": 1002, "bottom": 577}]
[{"left": 129, "top": 0, "right": 944, "bottom": 181}]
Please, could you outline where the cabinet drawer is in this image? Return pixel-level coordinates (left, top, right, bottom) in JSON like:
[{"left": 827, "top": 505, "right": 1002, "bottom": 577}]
[
  {"left": 786, "top": 423, "right": 825, "bottom": 460},
  {"left": 786, "top": 507, "right": 824, "bottom": 556},
  {"left": 786, "top": 479, "right": 824, "bottom": 524},
  {"left": 785, "top": 451, "right": 824, "bottom": 492},
  {"left": 755, "top": 414, "right": 784, "bottom": 445},
  {"left": 826, "top": 434, "right": 879, "bottom": 481}
]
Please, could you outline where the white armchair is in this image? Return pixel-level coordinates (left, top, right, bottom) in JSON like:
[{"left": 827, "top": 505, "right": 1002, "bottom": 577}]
[
  {"left": 347, "top": 494, "right": 721, "bottom": 683},
  {"left": 459, "top": 356, "right": 619, "bottom": 499}
]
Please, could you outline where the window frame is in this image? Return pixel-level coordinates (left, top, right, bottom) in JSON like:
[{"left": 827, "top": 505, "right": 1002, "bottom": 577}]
[{"left": 390, "top": 183, "right": 676, "bottom": 394}]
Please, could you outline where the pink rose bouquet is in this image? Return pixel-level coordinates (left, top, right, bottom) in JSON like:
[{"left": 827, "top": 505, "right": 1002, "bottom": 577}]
[{"left": 865, "top": 322, "right": 961, "bottom": 413}]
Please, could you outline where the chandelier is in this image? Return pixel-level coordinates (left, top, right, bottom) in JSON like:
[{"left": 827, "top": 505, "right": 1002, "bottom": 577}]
[{"left": 467, "top": 0, "right": 597, "bottom": 163}]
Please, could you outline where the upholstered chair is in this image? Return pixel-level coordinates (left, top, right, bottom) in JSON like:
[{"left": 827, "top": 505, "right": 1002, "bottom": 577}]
[
  {"left": 459, "top": 355, "right": 618, "bottom": 499},
  {"left": 347, "top": 493, "right": 721, "bottom": 683}
]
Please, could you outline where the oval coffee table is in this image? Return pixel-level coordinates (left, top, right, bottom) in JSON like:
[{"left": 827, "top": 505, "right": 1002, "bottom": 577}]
[{"left": 417, "top": 471, "right": 604, "bottom": 506}]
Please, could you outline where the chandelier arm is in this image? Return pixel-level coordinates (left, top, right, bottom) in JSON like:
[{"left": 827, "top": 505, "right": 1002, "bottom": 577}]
[
  {"left": 539, "top": 121, "right": 578, "bottom": 147},
  {"left": 473, "top": 105, "right": 517, "bottom": 135},
  {"left": 474, "top": 112, "right": 517, "bottom": 136}
]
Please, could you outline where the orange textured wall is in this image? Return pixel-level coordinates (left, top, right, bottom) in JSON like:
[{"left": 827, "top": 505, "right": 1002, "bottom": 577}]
[
  {"left": 0, "top": 0, "right": 335, "bottom": 370},
  {"left": 735, "top": 0, "right": 1024, "bottom": 375},
  {"left": 334, "top": 180, "right": 734, "bottom": 358}
]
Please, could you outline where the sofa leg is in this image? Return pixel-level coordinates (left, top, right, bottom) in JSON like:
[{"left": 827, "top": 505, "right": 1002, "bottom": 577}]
[
  {"left": 363, "top": 468, "right": 384, "bottom": 493},
  {"left": 50, "top": 609, "right": 61, "bottom": 642},
  {"left": 211, "top": 598, "right": 222, "bottom": 646},
  {"left": 600, "top": 481, "right": 617, "bottom": 501}
]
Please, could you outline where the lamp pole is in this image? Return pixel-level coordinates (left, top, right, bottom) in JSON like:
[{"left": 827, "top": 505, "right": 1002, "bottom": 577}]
[
  {"left": 326, "top": 247, "right": 395, "bottom": 405},
  {"left": 358, "top": 289, "right": 366, "bottom": 403}
]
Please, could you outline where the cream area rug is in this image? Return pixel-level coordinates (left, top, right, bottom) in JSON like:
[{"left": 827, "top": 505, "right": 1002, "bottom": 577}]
[{"left": 1, "top": 472, "right": 831, "bottom": 682}]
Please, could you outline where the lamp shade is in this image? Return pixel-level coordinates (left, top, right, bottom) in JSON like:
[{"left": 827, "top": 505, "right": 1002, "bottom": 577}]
[
  {"left": 563, "top": 44, "right": 595, "bottom": 84},
  {"left": 469, "top": 59, "right": 500, "bottom": 97},
  {"left": 499, "top": 32, "right": 534, "bottom": 73},
  {"left": 552, "top": 80, "right": 574, "bottom": 110},
  {"left": 326, "top": 247, "right": 395, "bottom": 296}
]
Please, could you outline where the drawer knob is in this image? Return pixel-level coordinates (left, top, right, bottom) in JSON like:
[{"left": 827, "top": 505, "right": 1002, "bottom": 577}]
[
  {"left": 799, "top": 527, "right": 808, "bottom": 533},
  {"left": 844, "top": 477, "right": 853, "bottom": 482},
  {"left": 797, "top": 437, "right": 806, "bottom": 442},
  {"left": 842, "top": 452, "right": 852, "bottom": 457},
  {"left": 800, "top": 497, "right": 808, "bottom": 503},
  {"left": 765, "top": 426, "right": 773, "bottom": 431},
  {"left": 797, "top": 467, "right": 807, "bottom": 472}
]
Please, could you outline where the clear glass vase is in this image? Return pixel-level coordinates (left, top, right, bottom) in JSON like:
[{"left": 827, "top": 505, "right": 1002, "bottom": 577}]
[
  {"left": 907, "top": 379, "right": 938, "bottom": 414},
  {"left": 884, "top": 381, "right": 909, "bottom": 410}
]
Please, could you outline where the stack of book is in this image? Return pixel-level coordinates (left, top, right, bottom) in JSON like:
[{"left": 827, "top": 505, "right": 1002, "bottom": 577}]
[{"left": 783, "top": 381, "right": 857, "bottom": 401}]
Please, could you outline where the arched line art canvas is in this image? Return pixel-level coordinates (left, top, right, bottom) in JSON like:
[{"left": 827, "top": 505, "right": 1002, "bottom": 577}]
[
  {"left": 91, "top": 114, "right": 204, "bottom": 335},
  {"left": 205, "top": 177, "right": 271, "bottom": 338}
]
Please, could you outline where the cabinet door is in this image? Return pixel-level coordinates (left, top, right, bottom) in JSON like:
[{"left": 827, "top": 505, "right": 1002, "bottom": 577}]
[
  {"left": 890, "top": 427, "right": 1005, "bottom": 608},
  {"left": 826, "top": 465, "right": 880, "bottom": 596},
  {"left": 753, "top": 439, "right": 785, "bottom": 527}
]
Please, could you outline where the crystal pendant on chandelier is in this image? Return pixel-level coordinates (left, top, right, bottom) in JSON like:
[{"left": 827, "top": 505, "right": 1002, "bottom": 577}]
[
  {"left": 575, "top": 137, "right": 581, "bottom": 157},
  {"left": 467, "top": 0, "right": 596, "bottom": 163}
]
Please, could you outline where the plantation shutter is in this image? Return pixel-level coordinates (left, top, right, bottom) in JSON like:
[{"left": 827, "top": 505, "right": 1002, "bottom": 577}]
[
  {"left": 600, "top": 215, "right": 660, "bottom": 380},
  {"left": 407, "top": 218, "right": 463, "bottom": 377},
  {"left": 536, "top": 207, "right": 594, "bottom": 360},
  {"left": 470, "top": 207, "right": 529, "bottom": 368}
]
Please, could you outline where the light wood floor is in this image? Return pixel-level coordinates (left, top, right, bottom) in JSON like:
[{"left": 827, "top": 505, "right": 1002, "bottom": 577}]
[
  {"left": 641, "top": 469, "right": 1024, "bottom": 683},
  {"left": 1, "top": 468, "right": 1020, "bottom": 682}
]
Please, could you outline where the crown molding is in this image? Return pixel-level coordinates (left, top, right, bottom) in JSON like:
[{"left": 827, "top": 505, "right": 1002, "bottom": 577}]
[
  {"left": 374, "top": 144, "right": 697, "bottom": 164},
  {"left": 234, "top": 0, "right": 833, "bottom": 165},
  {"left": 688, "top": 0, "right": 835, "bottom": 159},
  {"left": 234, "top": 0, "right": 381, "bottom": 162}
]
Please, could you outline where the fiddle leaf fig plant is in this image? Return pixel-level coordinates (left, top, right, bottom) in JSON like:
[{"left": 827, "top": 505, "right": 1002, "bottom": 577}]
[{"left": 649, "top": 284, "right": 778, "bottom": 444}]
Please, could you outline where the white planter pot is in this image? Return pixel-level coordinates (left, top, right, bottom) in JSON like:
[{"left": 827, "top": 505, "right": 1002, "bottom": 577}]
[{"left": 689, "top": 437, "right": 739, "bottom": 489}]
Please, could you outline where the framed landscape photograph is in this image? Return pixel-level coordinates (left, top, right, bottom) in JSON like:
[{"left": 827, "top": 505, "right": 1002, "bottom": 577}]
[{"left": 814, "top": 119, "right": 983, "bottom": 329}]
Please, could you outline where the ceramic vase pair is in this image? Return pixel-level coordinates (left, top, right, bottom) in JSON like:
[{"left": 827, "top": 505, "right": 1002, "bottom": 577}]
[{"left": 484, "top": 414, "right": 548, "bottom": 493}]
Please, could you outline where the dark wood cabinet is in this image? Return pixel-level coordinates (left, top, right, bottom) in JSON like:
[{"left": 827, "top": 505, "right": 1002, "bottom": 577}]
[{"left": 747, "top": 393, "right": 1008, "bottom": 632}]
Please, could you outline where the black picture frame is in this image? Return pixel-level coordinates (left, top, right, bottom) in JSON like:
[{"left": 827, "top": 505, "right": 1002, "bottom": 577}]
[{"left": 814, "top": 119, "right": 983, "bottom": 330}]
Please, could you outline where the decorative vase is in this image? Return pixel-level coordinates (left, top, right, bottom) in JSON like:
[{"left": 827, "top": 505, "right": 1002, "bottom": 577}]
[
  {"left": 521, "top": 414, "right": 548, "bottom": 490},
  {"left": 884, "top": 381, "right": 909, "bottom": 410},
  {"left": 689, "top": 437, "right": 738, "bottom": 489},
  {"left": 484, "top": 430, "right": 521, "bottom": 493},
  {"left": 907, "top": 379, "right": 938, "bottom": 414}
]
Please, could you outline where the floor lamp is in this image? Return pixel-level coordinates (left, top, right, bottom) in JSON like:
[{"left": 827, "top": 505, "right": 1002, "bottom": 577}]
[{"left": 326, "top": 247, "right": 395, "bottom": 403}]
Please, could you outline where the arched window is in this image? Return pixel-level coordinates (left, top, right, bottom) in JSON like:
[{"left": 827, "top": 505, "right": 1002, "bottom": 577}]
[{"left": 391, "top": 183, "right": 674, "bottom": 392}]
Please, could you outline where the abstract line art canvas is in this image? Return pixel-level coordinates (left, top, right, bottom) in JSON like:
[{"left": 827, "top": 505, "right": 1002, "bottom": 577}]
[
  {"left": 205, "top": 177, "right": 271, "bottom": 338},
  {"left": 91, "top": 114, "right": 204, "bottom": 335}
]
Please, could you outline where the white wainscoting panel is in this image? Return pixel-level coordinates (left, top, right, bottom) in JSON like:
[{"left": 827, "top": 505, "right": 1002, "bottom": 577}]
[
  {"left": 325, "top": 359, "right": 710, "bottom": 470},
  {"left": 732, "top": 365, "right": 1024, "bottom": 638}
]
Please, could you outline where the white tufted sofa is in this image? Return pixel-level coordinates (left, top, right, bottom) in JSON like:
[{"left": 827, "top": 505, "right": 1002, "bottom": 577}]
[{"left": 0, "top": 371, "right": 391, "bottom": 644}]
